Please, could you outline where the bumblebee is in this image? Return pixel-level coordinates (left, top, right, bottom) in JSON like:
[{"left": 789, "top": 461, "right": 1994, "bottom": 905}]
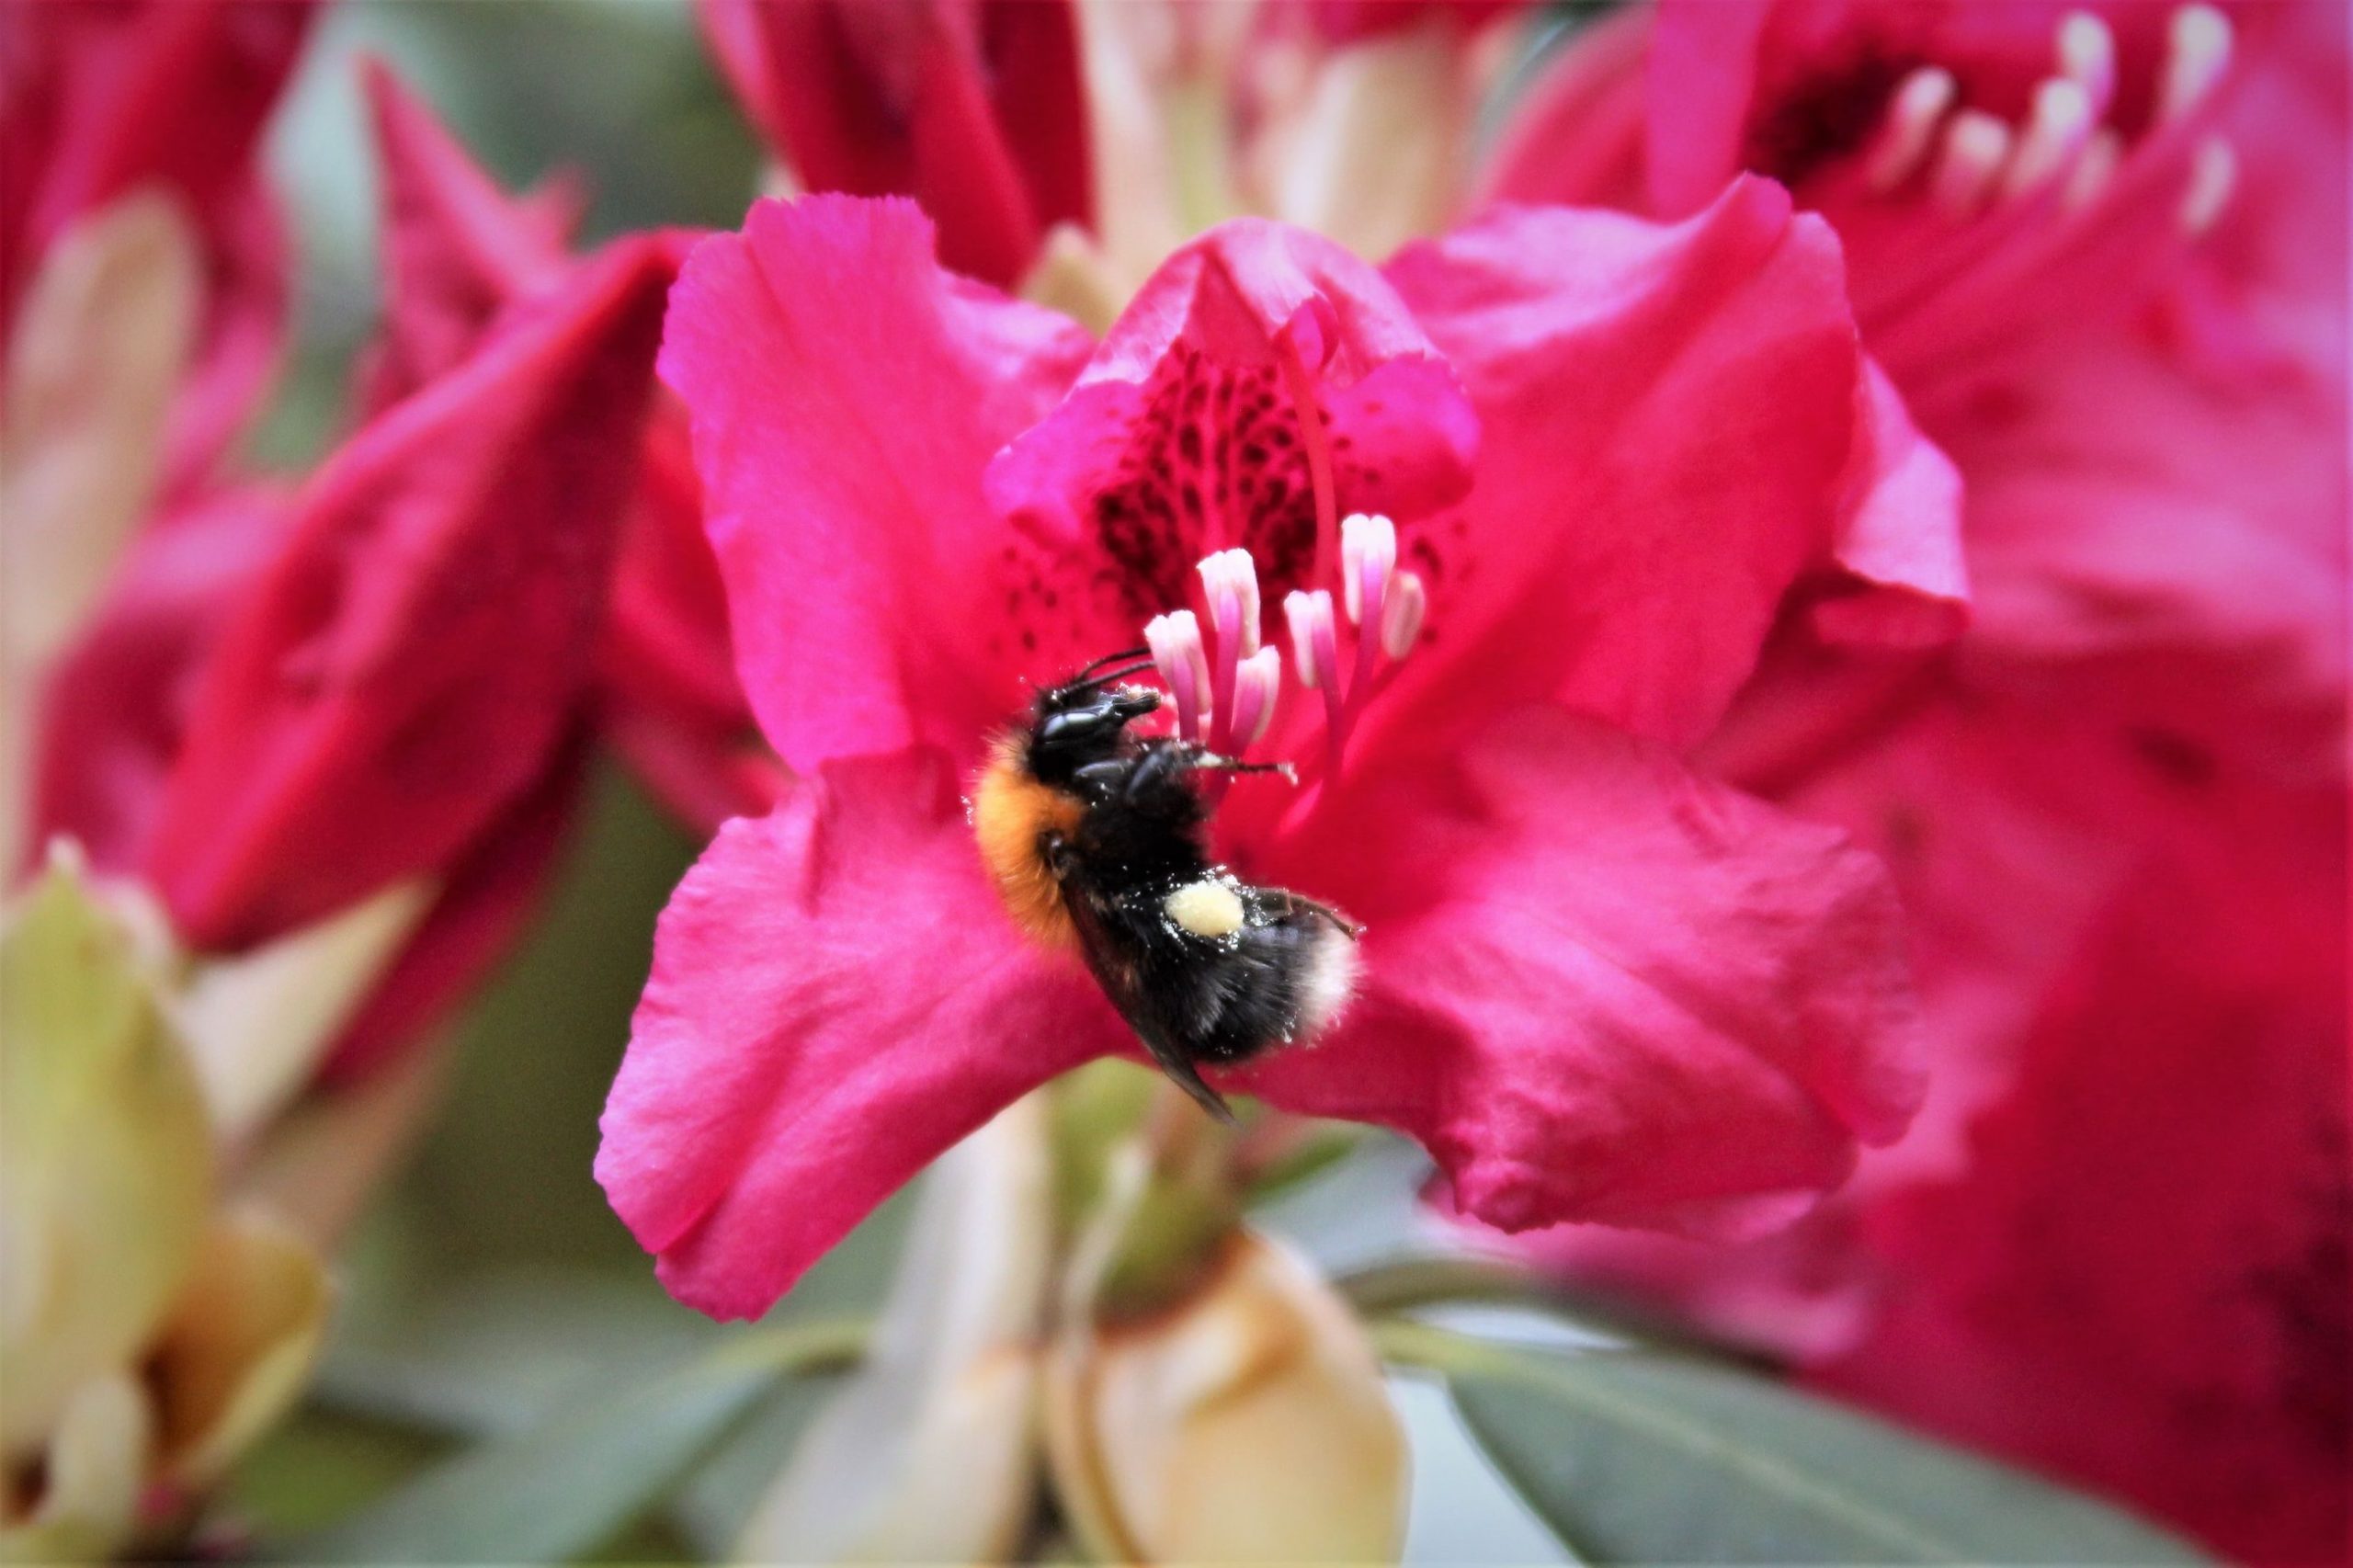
[{"left": 972, "top": 649, "right": 1360, "bottom": 1119}]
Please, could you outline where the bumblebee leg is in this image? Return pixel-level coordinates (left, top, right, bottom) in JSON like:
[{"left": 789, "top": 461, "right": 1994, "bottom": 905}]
[
  {"left": 1267, "top": 887, "right": 1362, "bottom": 937},
  {"left": 1190, "top": 754, "right": 1297, "bottom": 782}
]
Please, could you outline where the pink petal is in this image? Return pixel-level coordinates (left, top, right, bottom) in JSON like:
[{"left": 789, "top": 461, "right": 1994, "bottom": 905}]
[
  {"left": 656, "top": 195, "right": 1094, "bottom": 773},
  {"left": 597, "top": 404, "right": 782, "bottom": 834},
  {"left": 318, "top": 729, "right": 589, "bottom": 1085},
  {"left": 1643, "top": 0, "right": 1774, "bottom": 216},
  {"left": 350, "top": 59, "right": 578, "bottom": 417},
  {"left": 1942, "top": 330, "right": 2347, "bottom": 782},
  {"left": 28, "top": 483, "right": 287, "bottom": 878},
  {"left": 984, "top": 218, "right": 1477, "bottom": 625},
  {"left": 1245, "top": 705, "right": 1924, "bottom": 1239},
  {"left": 1382, "top": 180, "right": 1893, "bottom": 750},
  {"left": 160, "top": 168, "right": 290, "bottom": 499},
  {"left": 1810, "top": 357, "right": 1969, "bottom": 648},
  {"left": 1813, "top": 784, "right": 2348, "bottom": 1565},
  {"left": 596, "top": 749, "right": 1122, "bottom": 1320},
  {"left": 695, "top": 0, "right": 1091, "bottom": 289},
  {"left": 147, "top": 240, "right": 675, "bottom": 951}
]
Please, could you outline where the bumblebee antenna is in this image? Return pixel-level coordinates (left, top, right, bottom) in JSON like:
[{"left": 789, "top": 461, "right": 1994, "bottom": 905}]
[
  {"left": 1077, "top": 645, "right": 1150, "bottom": 674},
  {"left": 1077, "top": 660, "right": 1158, "bottom": 689}
]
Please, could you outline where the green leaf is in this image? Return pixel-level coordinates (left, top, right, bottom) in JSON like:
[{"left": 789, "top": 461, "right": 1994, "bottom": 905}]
[
  {"left": 1381, "top": 1324, "right": 2210, "bottom": 1565},
  {"left": 283, "top": 1321, "right": 863, "bottom": 1564}
]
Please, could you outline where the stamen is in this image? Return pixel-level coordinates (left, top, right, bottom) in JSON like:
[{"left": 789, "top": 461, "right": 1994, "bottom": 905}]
[
  {"left": 2179, "top": 135, "right": 2236, "bottom": 233},
  {"left": 1145, "top": 610, "right": 1210, "bottom": 744},
  {"left": 1338, "top": 514, "right": 1395, "bottom": 627},
  {"left": 2160, "top": 5, "right": 2232, "bottom": 122},
  {"left": 1282, "top": 589, "right": 1342, "bottom": 693},
  {"left": 1283, "top": 587, "right": 1347, "bottom": 765},
  {"left": 1380, "top": 572, "right": 1427, "bottom": 660},
  {"left": 1933, "top": 110, "right": 2012, "bottom": 219},
  {"left": 1197, "top": 548, "right": 1262, "bottom": 656},
  {"left": 2055, "top": 12, "right": 2117, "bottom": 118},
  {"left": 2064, "top": 127, "right": 2122, "bottom": 210},
  {"left": 2002, "top": 78, "right": 2093, "bottom": 199},
  {"left": 1231, "top": 646, "right": 1282, "bottom": 748},
  {"left": 1340, "top": 514, "right": 1396, "bottom": 711},
  {"left": 1865, "top": 67, "right": 1957, "bottom": 192},
  {"left": 1196, "top": 547, "right": 1263, "bottom": 755}
]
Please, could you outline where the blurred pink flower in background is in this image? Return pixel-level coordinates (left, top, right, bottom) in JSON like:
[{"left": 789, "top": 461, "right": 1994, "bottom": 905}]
[
  {"left": 0, "top": 0, "right": 315, "bottom": 496},
  {"left": 1472, "top": 1, "right": 2348, "bottom": 1557},
  {"left": 696, "top": 0, "right": 1093, "bottom": 288},
  {"left": 594, "top": 181, "right": 1961, "bottom": 1320}
]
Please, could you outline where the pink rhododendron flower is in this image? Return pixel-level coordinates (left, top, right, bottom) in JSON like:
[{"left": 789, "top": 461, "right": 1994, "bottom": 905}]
[
  {"left": 595, "top": 186, "right": 1956, "bottom": 1320},
  {"left": 0, "top": 0, "right": 316, "bottom": 493},
  {"left": 352, "top": 63, "right": 779, "bottom": 836},
  {"left": 1815, "top": 781, "right": 2348, "bottom": 1565},
  {"left": 142, "top": 233, "right": 671, "bottom": 950},
  {"left": 1482, "top": 0, "right": 2345, "bottom": 768},
  {"left": 697, "top": 0, "right": 1092, "bottom": 288},
  {"left": 1472, "top": 5, "right": 2348, "bottom": 1555}
]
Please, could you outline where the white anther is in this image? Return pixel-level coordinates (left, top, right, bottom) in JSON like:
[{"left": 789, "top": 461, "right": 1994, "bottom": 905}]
[
  {"left": 2055, "top": 11, "right": 2116, "bottom": 115},
  {"left": 1231, "top": 645, "right": 1282, "bottom": 747},
  {"left": 1282, "top": 588, "right": 1336, "bottom": 690},
  {"left": 1337, "top": 513, "right": 1396, "bottom": 626},
  {"left": 1145, "top": 609, "right": 1211, "bottom": 740},
  {"left": 1196, "top": 547, "right": 1262, "bottom": 656},
  {"left": 1933, "top": 109, "right": 2013, "bottom": 218},
  {"left": 1379, "top": 571, "right": 1427, "bottom": 661},
  {"left": 1865, "top": 66, "right": 1957, "bottom": 192},
  {"left": 2160, "top": 4, "right": 2233, "bottom": 122},
  {"left": 2064, "top": 127, "right": 2122, "bottom": 210},
  {"left": 2003, "top": 77, "right": 2094, "bottom": 199},
  {"left": 2179, "top": 135, "right": 2237, "bottom": 233}
]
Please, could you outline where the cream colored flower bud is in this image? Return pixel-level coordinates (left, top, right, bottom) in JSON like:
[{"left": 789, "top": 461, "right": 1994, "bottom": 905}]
[
  {"left": 1046, "top": 1229, "right": 1407, "bottom": 1564},
  {"left": 1, "top": 851, "right": 213, "bottom": 1462},
  {"left": 736, "top": 1096, "right": 1056, "bottom": 1563},
  {"left": 0, "top": 856, "right": 332, "bottom": 1561}
]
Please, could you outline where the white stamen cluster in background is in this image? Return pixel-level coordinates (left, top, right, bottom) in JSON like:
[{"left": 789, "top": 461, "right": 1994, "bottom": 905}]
[{"left": 1864, "top": 4, "right": 2234, "bottom": 231}]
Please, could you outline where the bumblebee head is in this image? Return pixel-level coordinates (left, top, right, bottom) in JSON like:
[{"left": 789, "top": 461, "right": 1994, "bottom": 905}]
[{"left": 1025, "top": 674, "right": 1161, "bottom": 787}]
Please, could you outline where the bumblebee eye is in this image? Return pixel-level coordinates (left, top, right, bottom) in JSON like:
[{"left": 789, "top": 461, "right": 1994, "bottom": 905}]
[{"left": 1040, "top": 708, "right": 1113, "bottom": 744}]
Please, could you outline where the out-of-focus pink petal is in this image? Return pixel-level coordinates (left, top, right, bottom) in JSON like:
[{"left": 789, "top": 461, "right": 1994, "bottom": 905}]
[
  {"left": 597, "top": 404, "right": 781, "bottom": 833},
  {"left": 1643, "top": 0, "right": 1773, "bottom": 216},
  {"left": 317, "top": 732, "right": 589, "bottom": 1085},
  {"left": 1245, "top": 706, "right": 1924, "bottom": 1239},
  {"left": 350, "top": 59, "right": 578, "bottom": 417},
  {"left": 595, "top": 750, "right": 1123, "bottom": 1320},
  {"left": 159, "top": 169, "right": 290, "bottom": 498},
  {"left": 1940, "top": 330, "right": 2347, "bottom": 782},
  {"left": 1381, "top": 180, "right": 1895, "bottom": 750},
  {"left": 0, "top": 0, "right": 314, "bottom": 343},
  {"left": 985, "top": 217, "right": 1477, "bottom": 627},
  {"left": 28, "top": 483, "right": 287, "bottom": 876},
  {"left": 1813, "top": 785, "right": 2349, "bottom": 1565},
  {"left": 657, "top": 195, "right": 1094, "bottom": 773},
  {"left": 696, "top": 0, "right": 1090, "bottom": 289},
  {"left": 148, "top": 241, "right": 675, "bottom": 951},
  {"left": 1810, "top": 358, "right": 1968, "bottom": 648}
]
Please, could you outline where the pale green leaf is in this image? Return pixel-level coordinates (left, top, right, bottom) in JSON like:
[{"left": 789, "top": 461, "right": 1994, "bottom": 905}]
[
  {"left": 286, "top": 1322, "right": 862, "bottom": 1564},
  {"left": 1386, "top": 1326, "right": 2209, "bottom": 1565}
]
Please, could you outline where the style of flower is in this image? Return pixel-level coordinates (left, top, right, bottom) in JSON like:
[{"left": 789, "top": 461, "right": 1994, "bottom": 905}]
[{"left": 595, "top": 183, "right": 1961, "bottom": 1320}]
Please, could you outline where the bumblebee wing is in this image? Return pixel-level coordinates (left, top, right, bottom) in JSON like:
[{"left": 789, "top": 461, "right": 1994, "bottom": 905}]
[{"left": 1061, "top": 881, "right": 1238, "bottom": 1123}]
